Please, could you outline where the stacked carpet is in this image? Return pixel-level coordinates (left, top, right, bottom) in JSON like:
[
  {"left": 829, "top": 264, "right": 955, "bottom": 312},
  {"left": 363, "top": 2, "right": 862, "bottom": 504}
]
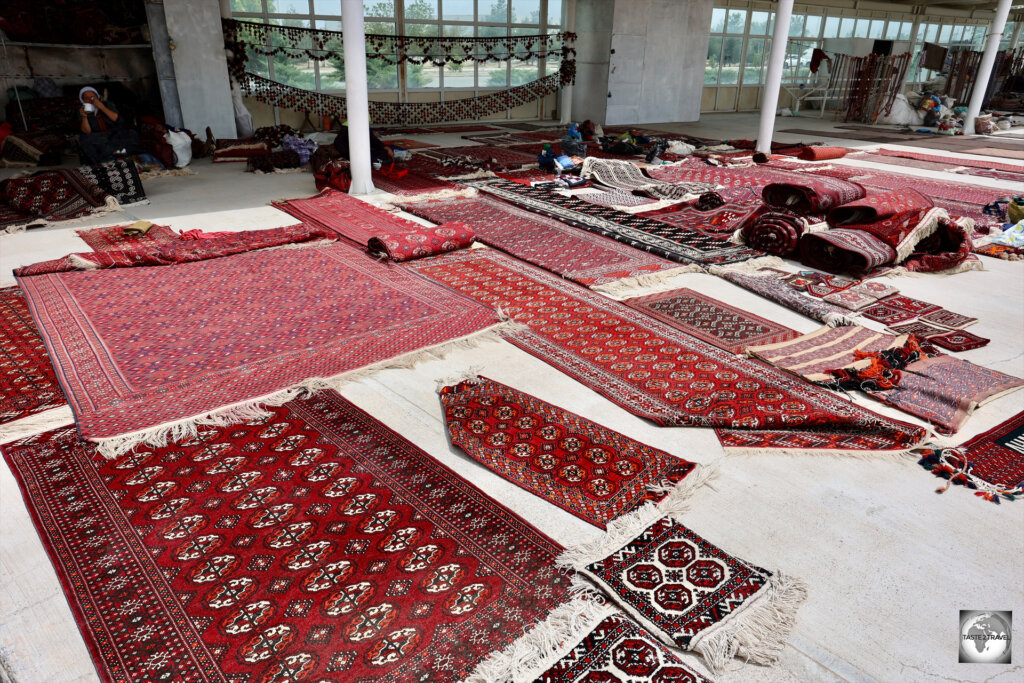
[
  {"left": 412, "top": 249, "right": 927, "bottom": 456},
  {"left": 398, "top": 195, "right": 682, "bottom": 287},
  {"left": 76, "top": 158, "right": 147, "bottom": 207},
  {"left": 0, "top": 392, "right": 569, "bottom": 682},
  {"left": 15, "top": 238, "right": 499, "bottom": 448},
  {"left": 639, "top": 199, "right": 765, "bottom": 239},
  {"left": 745, "top": 326, "right": 904, "bottom": 381}
]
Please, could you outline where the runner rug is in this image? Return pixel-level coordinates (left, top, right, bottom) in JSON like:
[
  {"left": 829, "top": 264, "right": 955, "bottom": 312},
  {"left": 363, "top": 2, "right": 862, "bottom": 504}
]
[
  {"left": 471, "top": 178, "right": 764, "bottom": 266},
  {"left": 624, "top": 288, "right": 799, "bottom": 354},
  {"left": 410, "top": 250, "right": 927, "bottom": 455},
  {"left": 0, "top": 286, "right": 65, "bottom": 425},
  {"left": 0, "top": 390, "right": 569, "bottom": 682},
  {"left": 17, "top": 240, "right": 499, "bottom": 445},
  {"left": 920, "top": 411, "right": 1024, "bottom": 502},
  {"left": 77, "top": 223, "right": 181, "bottom": 251},
  {"left": 440, "top": 375, "right": 700, "bottom": 528},
  {"left": 397, "top": 195, "right": 682, "bottom": 287},
  {"left": 558, "top": 504, "right": 806, "bottom": 672}
]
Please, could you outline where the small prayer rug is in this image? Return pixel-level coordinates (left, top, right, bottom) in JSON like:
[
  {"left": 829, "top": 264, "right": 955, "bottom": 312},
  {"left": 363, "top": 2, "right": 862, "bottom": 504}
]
[
  {"left": 846, "top": 281, "right": 898, "bottom": 300},
  {"left": 398, "top": 195, "right": 679, "bottom": 286},
  {"left": 822, "top": 289, "right": 880, "bottom": 311},
  {"left": 746, "top": 325, "right": 902, "bottom": 381},
  {"left": 411, "top": 250, "right": 927, "bottom": 455},
  {"left": 625, "top": 288, "right": 799, "bottom": 353},
  {"left": 0, "top": 286, "right": 65, "bottom": 424},
  {"left": 860, "top": 302, "right": 918, "bottom": 326},
  {"left": 887, "top": 320, "right": 948, "bottom": 338},
  {"left": 867, "top": 356, "right": 1023, "bottom": 434},
  {"left": 786, "top": 271, "right": 858, "bottom": 298},
  {"left": 515, "top": 609, "right": 712, "bottom": 683},
  {"left": 440, "top": 376, "right": 699, "bottom": 528},
  {"left": 879, "top": 294, "right": 941, "bottom": 317},
  {"left": 77, "top": 158, "right": 147, "bottom": 207},
  {"left": 920, "top": 309, "right": 978, "bottom": 330},
  {"left": 472, "top": 179, "right": 763, "bottom": 267},
  {"left": 0, "top": 391, "right": 568, "bottom": 682},
  {"left": 563, "top": 515, "right": 806, "bottom": 671},
  {"left": 428, "top": 124, "right": 502, "bottom": 133},
  {"left": 929, "top": 330, "right": 990, "bottom": 352},
  {"left": 461, "top": 132, "right": 540, "bottom": 145},
  {"left": 77, "top": 223, "right": 180, "bottom": 251},
  {"left": 919, "top": 411, "right": 1024, "bottom": 501},
  {"left": 17, "top": 241, "right": 498, "bottom": 441}
]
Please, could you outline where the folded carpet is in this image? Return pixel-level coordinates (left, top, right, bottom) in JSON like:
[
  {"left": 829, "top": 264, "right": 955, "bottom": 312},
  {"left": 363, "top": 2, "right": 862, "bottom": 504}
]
[
  {"left": 412, "top": 250, "right": 927, "bottom": 456},
  {"left": 0, "top": 168, "right": 114, "bottom": 233},
  {"left": 580, "top": 158, "right": 715, "bottom": 198},
  {"left": 762, "top": 176, "right": 865, "bottom": 214},
  {"left": 796, "top": 146, "right": 850, "bottom": 161},
  {"left": 798, "top": 228, "right": 897, "bottom": 274},
  {"left": 211, "top": 138, "right": 270, "bottom": 162},
  {"left": 745, "top": 325, "right": 904, "bottom": 381},
  {"left": 826, "top": 188, "right": 933, "bottom": 230},
  {"left": 559, "top": 504, "right": 806, "bottom": 672},
  {"left": 76, "top": 158, "right": 148, "bottom": 207},
  {"left": 398, "top": 195, "right": 681, "bottom": 287},
  {"left": 77, "top": 222, "right": 181, "bottom": 251},
  {"left": 712, "top": 268, "right": 856, "bottom": 327},
  {"left": 919, "top": 411, "right": 1024, "bottom": 502},
  {"left": 439, "top": 375, "right": 702, "bottom": 528},
  {"left": 641, "top": 200, "right": 766, "bottom": 239},
  {"left": 472, "top": 178, "right": 764, "bottom": 266},
  {"left": 741, "top": 211, "right": 826, "bottom": 256},
  {"left": 16, "top": 239, "right": 499, "bottom": 447},
  {"left": 0, "top": 391, "right": 569, "bottom": 682},
  {"left": 273, "top": 188, "right": 429, "bottom": 246},
  {"left": 625, "top": 287, "right": 799, "bottom": 353},
  {"left": 0, "top": 286, "right": 66, "bottom": 425}
]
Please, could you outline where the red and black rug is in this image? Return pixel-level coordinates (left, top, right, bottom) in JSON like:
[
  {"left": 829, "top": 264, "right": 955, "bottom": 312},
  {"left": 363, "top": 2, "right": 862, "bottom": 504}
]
[
  {"left": 1, "top": 391, "right": 569, "bottom": 682},
  {"left": 920, "top": 411, "right": 1024, "bottom": 502},
  {"left": 0, "top": 286, "right": 65, "bottom": 424}
]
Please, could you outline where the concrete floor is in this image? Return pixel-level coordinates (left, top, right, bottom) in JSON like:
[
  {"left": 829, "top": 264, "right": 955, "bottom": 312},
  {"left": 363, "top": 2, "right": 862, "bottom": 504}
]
[{"left": 1, "top": 113, "right": 1022, "bottom": 682}]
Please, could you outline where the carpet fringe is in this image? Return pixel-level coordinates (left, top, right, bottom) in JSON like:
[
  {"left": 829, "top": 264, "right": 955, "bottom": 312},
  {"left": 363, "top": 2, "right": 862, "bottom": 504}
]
[
  {"left": 589, "top": 265, "right": 707, "bottom": 298},
  {"left": 94, "top": 321, "right": 516, "bottom": 459},
  {"left": 0, "top": 406, "right": 75, "bottom": 443},
  {"left": 1, "top": 198, "right": 126, "bottom": 235},
  {"left": 465, "top": 579, "right": 612, "bottom": 683},
  {"left": 893, "top": 208, "right": 945, "bottom": 264},
  {"left": 395, "top": 187, "right": 478, "bottom": 202},
  {"left": 557, "top": 462, "right": 719, "bottom": 570},
  {"left": 824, "top": 311, "right": 857, "bottom": 327},
  {"left": 139, "top": 167, "right": 197, "bottom": 180},
  {"left": 438, "top": 169, "right": 498, "bottom": 181},
  {"left": 720, "top": 440, "right": 925, "bottom": 460},
  {"left": 874, "top": 258, "right": 986, "bottom": 278},
  {"left": 433, "top": 367, "right": 486, "bottom": 391},
  {"left": 611, "top": 197, "right": 689, "bottom": 214},
  {"left": 708, "top": 256, "right": 788, "bottom": 276},
  {"left": 690, "top": 571, "right": 808, "bottom": 671},
  {"left": 67, "top": 254, "right": 101, "bottom": 270}
]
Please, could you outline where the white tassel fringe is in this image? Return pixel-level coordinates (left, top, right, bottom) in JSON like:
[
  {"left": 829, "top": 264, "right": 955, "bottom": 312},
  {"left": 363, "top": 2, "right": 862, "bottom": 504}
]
[{"left": 589, "top": 265, "right": 707, "bottom": 298}]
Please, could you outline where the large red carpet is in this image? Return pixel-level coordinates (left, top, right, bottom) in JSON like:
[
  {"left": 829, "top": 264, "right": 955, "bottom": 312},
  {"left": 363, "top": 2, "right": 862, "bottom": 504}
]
[
  {"left": 1, "top": 391, "right": 568, "bottom": 682},
  {"left": 16, "top": 241, "right": 498, "bottom": 441}
]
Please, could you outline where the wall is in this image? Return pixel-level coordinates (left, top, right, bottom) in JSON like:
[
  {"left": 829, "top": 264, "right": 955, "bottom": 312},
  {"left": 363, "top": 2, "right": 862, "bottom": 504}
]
[
  {"left": 571, "top": 0, "right": 614, "bottom": 123},
  {"left": 163, "top": 0, "right": 236, "bottom": 137}
]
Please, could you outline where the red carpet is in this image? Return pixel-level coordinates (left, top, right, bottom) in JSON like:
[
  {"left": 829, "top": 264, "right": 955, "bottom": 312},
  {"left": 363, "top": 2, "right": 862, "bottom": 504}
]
[
  {"left": 0, "top": 391, "right": 568, "bottom": 682},
  {"left": 920, "top": 411, "right": 1024, "bottom": 502},
  {"left": 273, "top": 189, "right": 430, "bottom": 246},
  {"left": 410, "top": 250, "right": 927, "bottom": 455},
  {"left": 17, "top": 240, "right": 498, "bottom": 441},
  {"left": 77, "top": 223, "right": 180, "bottom": 251},
  {"left": 0, "top": 286, "right": 65, "bottom": 424}
]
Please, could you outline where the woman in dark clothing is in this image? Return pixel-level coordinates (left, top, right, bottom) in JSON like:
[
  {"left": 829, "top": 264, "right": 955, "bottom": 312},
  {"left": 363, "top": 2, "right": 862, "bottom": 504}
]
[
  {"left": 332, "top": 122, "right": 394, "bottom": 164},
  {"left": 78, "top": 86, "right": 141, "bottom": 164}
]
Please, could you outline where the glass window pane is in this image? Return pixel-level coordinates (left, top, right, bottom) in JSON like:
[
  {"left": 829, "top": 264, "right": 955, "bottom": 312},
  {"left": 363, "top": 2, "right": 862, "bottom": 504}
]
[
  {"left": 482, "top": 0, "right": 508, "bottom": 23},
  {"left": 510, "top": 59, "right": 539, "bottom": 84},
  {"left": 364, "top": 0, "right": 394, "bottom": 16},
  {"left": 839, "top": 18, "right": 855, "bottom": 38},
  {"left": 544, "top": 54, "right": 561, "bottom": 77},
  {"left": 804, "top": 15, "right": 821, "bottom": 38},
  {"left": 898, "top": 22, "right": 911, "bottom": 41},
  {"left": 720, "top": 36, "right": 742, "bottom": 85},
  {"left": 749, "top": 11, "right": 769, "bottom": 35},
  {"left": 854, "top": 19, "right": 869, "bottom": 39},
  {"left": 511, "top": 0, "right": 540, "bottom": 23},
  {"left": 869, "top": 20, "right": 883, "bottom": 39},
  {"left": 885, "top": 21, "right": 899, "bottom": 40},
  {"left": 951, "top": 25, "right": 964, "bottom": 43},
  {"left": 443, "top": 0, "right": 473, "bottom": 21},
  {"left": 705, "top": 35, "right": 722, "bottom": 84},
  {"left": 925, "top": 24, "right": 938, "bottom": 42},
  {"left": 746, "top": 38, "right": 765, "bottom": 68},
  {"left": 313, "top": 0, "right": 339, "bottom": 14},
  {"left": 938, "top": 25, "right": 951, "bottom": 43},
  {"left": 789, "top": 14, "right": 805, "bottom": 38},
  {"left": 547, "top": 0, "right": 562, "bottom": 26},
  {"left": 710, "top": 8, "right": 726, "bottom": 33},
  {"left": 726, "top": 9, "right": 746, "bottom": 34},
  {"left": 367, "top": 60, "right": 398, "bottom": 88},
  {"left": 409, "top": 63, "right": 440, "bottom": 87},
  {"left": 271, "top": 0, "right": 310, "bottom": 14},
  {"left": 404, "top": 0, "right": 437, "bottom": 20},
  {"left": 231, "top": 0, "right": 263, "bottom": 11},
  {"left": 823, "top": 16, "right": 839, "bottom": 38}
]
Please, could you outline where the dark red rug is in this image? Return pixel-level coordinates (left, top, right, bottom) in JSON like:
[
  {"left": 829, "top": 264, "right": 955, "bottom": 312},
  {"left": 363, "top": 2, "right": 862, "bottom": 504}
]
[
  {"left": 77, "top": 223, "right": 181, "bottom": 251},
  {"left": 920, "top": 411, "right": 1024, "bottom": 502},
  {"left": 0, "top": 391, "right": 568, "bottom": 682},
  {"left": 0, "top": 286, "right": 65, "bottom": 424},
  {"left": 440, "top": 376, "right": 699, "bottom": 528}
]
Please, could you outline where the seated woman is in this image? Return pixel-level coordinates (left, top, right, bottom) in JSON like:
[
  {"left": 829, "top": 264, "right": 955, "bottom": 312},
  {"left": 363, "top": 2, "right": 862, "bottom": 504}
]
[
  {"left": 332, "top": 122, "right": 394, "bottom": 166},
  {"left": 78, "top": 87, "right": 141, "bottom": 165}
]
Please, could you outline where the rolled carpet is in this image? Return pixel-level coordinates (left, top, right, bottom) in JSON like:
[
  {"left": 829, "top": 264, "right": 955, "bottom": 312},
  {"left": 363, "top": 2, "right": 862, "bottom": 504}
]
[
  {"left": 797, "top": 146, "right": 850, "bottom": 161},
  {"left": 826, "top": 188, "right": 933, "bottom": 228},
  {"left": 798, "top": 228, "right": 896, "bottom": 274},
  {"left": 762, "top": 176, "right": 865, "bottom": 214},
  {"left": 742, "top": 211, "right": 827, "bottom": 256},
  {"left": 366, "top": 221, "right": 476, "bottom": 261}
]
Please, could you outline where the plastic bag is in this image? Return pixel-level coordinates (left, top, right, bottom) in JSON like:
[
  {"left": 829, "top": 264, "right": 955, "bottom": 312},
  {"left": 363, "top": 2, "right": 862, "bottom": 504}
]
[{"left": 164, "top": 129, "right": 192, "bottom": 167}]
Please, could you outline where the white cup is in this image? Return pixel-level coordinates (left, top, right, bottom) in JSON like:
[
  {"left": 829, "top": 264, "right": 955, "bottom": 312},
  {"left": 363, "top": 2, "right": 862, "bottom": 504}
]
[{"left": 83, "top": 103, "right": 96, "bottom": 113}]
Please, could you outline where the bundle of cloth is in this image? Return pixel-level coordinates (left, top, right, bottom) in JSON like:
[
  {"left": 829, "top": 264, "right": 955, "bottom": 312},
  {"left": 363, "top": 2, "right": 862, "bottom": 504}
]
[
  {"left": 798, "top": 188, "right": 976, "bottom": 274},
  {"left": 580, "top": 157, "right": 716, "bottom": 202}
]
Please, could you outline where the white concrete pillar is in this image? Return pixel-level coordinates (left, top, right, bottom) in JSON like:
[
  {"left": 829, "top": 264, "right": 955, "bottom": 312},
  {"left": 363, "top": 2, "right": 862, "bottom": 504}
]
[
  {"left": 1010, "top": 19, "right": 1023, "bottom": 50},
  {"left": 559, "top": 0, "right": 577, "bottom": 125},
  {"left": 756, "top": 0, "right": 795, "bottom": 154},
  {"left": 964, "top": 0, "right": 1013, "bottom": 135},
  {"left": 341, "top": 0, "right": 375, "bottom": 194}
]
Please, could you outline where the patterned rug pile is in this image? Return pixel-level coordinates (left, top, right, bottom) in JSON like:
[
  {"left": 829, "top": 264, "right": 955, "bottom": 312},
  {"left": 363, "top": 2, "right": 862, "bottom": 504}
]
[
  {"left": 398, "top": 195, "right": 682, "bottom": 286},
  {"left": 0, "top": 391, "right": 569, "bottom": 682},
  {"left": 0, "top": 286, "right": 65, "bottom": 425},
  {"left": 16, "top": 240, "right": 498, "bottom": 445},
  {"left": 411, "top": 250, "right": 927, "bottom": 455}
]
